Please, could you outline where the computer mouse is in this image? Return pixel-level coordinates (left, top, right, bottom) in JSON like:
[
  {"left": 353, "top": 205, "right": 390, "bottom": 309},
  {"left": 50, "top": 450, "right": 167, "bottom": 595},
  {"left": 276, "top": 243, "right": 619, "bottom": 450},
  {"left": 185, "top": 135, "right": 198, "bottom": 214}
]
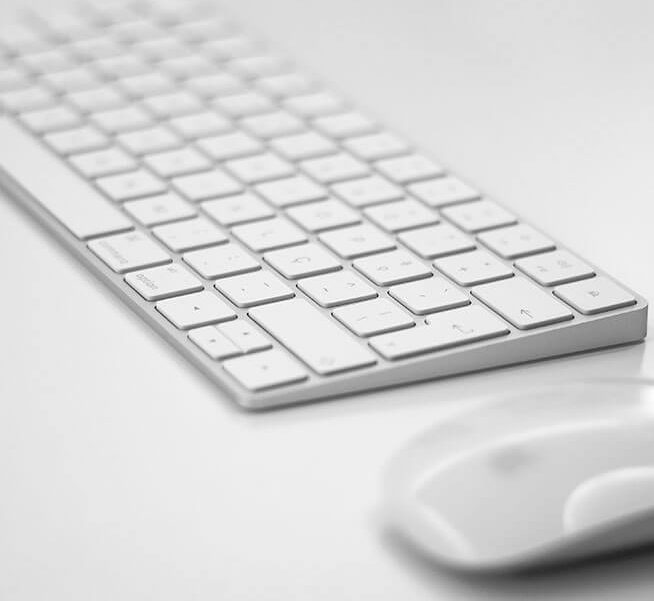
[{"left": 383, "top": 379, "right": 654, "bottom": 572}]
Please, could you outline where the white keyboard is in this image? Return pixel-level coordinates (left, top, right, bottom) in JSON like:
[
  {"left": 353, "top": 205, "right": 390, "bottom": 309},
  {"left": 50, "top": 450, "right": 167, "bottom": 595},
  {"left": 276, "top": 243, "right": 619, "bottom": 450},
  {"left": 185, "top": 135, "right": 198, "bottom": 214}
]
[{"left": 0, "top": 1, "right": 647, "bottom": 409}]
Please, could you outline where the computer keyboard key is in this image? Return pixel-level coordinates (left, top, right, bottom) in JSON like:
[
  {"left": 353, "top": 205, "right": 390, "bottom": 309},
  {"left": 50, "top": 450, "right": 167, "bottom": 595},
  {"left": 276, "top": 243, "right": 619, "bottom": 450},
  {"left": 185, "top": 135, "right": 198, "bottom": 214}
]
[
  {"left": 301, "top": 152, "right": 369, "bottom": 184},
  {"left": 19, "top": 49, "right": 74, "bottom": 73},
  {"left": 214, "top": 91, "right": 275, "bottom": 117},
  {"left": 287, "top": 198, "right": 360, "bottom": 232},
  {"left": 319, "top": 223, "right": 396, "bottom": 259},
  {"left": 117, "top": 72, "right": 175, "bottom": 98},
  {"left": 255, "top": 175, "right": 327, "bottom": 207},
  {"left": 364, "top": 198, "right": 438, "bottom": 232},
  {"left": 91, "top": 106, "right": 153, "bottom": 134},
  {"left": 515, "top": 250, "right": 595, "bottom": 286},
  {"left": 45, "top": 126, "right": 109, "bottom": 154},
  {"left": 270, "top": 131, "right": 338, "bottom": 161},
  {"left": 215, "top": 271, "right": 295, "bottom": 307},
  {"left": 331, "top": 175, "right": 404, "bottom": 208},
  {"left": 88, "top": 231, "right": 171, "bottom": 273},
  {"left": 0, "top": 67, "right": 28, "bottom": 92},
  {"left": 232, "top": 217, "right": 307, "bottom": 252},
  {"left": 389, "top": 278, "right": 470, "bottom": 315},
  {"left": 42, "top": 68, "right": 101, "bottom": 93},
  {"left": 343, "top": 132, "right": 410, "bottom": 161},
  {"left": 169, "top": 112, "right": 232, "bottom": 139},
  {"left": 554, "top": 276, "right": 637, "bottom": 315},
  {"left": 370, "top": 305, "right": 509, "bottom": 360},
  {"left": 126, "top": 263, "right": 204, "bottom": 301},
  {"left": 240, "top": 110, "right": 305, "bottom": 139},
  {"left": 186, "top": 72, "right": 243, "bottom": 98},
  {"left": 478, "top": 224, "right": 555, "bottom": 259},
  {"left": 69, "top": 147, "right": 138, "bottom": 178},
  {"left": 409, "top": 176, "right": 480, "bottom": 208},
  {"left": 142, "top": 91, "right": 204, "bottom": 118},
  {"left": 172, "top": 170, "right": 243, "bottom": 201},
  {"left": 68, "top": 88, "right": 127, "bottom": 113},
  {"left": 333, "top": 298, "right": 414, "bottom": 337},
  {"left": 249, "top": 298, "right": 376, "bottom": 375},
  {"left": 434, "top": 249, "right": 514, "bottom": 286},
  {"left": 144, "top": 147, "right": 212, "bottom": 178},
  {"left": 123, "top": 193, "right": 196, "bottom": 226},
  {"left": 95, "top": 55, "right": 150, "bottom": 78},
  {"left": 228, "top": 55, "right": 288, "bottom": 79},
  {"left": 353, "top": 249, "right": 432, "bottom": 286},
  {"left": 202, "top": 192, "right": 274, "bottom": 226},
  {"left": 157, "top": 290, "right": 236, "bottom": 329},
  {"left": 223, "top": 349, "right": 308, "bottom": 391},
  {"left": 189, "top": 325, "right": 240, "bottom": 360},
  {"left": 117, "top": 126, "right": 182, "bottom": 155},
  {"left": 159, "top": 55, "right": 216, "bottom": 79},
  {"left": 152, "top": 217, "right": 228, "bottom": 252},
  {"left": 441, "top": 199, "right": 517, "bottom": 233},
  {"left": 314, "top": 111, "right": 376, "bottom": 139},
  {"left": 375, "top": 154, "right": 444, "bottom": 184},
  {"left": 256, "top": 72, "right": 314, "bottom": 97},
  {"left": 225, "top": 152, "right": 295, "bottom": 184},
  {"left": 473, "top": 277, "right": 574, "bottom": 329},
  {"left": 264, "top": 243, "right": 342, "bottom": 279},
  {"left": 398, "top": 223, "right": 476, "bottom": 259},
  {"left": 196, "top": 131, "right": 264, "bottom": 161},
  {"left": 297, "top": 271, "right": 377, "bottom": 307},
  {"left": 19, "top": 106, "right": 81, "bottom": 133},
  {"left": 96, "top": 169, "right": 167, "bottom": 202},
  {"left": 203, "top": 36, "right": 259, "bottom": 60},
  {"left": 283, "top": 91, "right": 345, "bottom": 117},
  {"left": 1, "top": 86, "right": 56, "bottom": 112},
  {"left": 184, "top": 243, "right": 260, "bottom": 279},
  {"left": 217, "top": 320, "right": 272, "bottom": 353}
]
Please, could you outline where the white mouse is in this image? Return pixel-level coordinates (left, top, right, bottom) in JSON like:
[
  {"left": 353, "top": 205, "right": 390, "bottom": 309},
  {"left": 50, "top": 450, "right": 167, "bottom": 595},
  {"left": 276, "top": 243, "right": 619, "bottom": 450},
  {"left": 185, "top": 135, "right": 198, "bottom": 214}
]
[{"left": 383, "top": 379, "right": 654, "bottom": 572}]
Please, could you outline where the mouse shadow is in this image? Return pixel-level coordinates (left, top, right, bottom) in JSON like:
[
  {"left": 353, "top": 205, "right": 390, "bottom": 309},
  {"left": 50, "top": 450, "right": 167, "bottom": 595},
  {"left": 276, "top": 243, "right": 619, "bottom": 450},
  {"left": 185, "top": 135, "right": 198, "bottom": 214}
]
[{"left": 379, "top": 526, "right": 654, "bottom": 598}]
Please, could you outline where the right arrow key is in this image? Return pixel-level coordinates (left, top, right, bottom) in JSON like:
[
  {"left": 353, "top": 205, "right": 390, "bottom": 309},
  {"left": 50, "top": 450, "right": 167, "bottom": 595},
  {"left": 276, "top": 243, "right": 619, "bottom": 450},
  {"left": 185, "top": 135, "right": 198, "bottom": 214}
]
[{"left": 472, "top": 277, "right": 574, "bottom": 330}]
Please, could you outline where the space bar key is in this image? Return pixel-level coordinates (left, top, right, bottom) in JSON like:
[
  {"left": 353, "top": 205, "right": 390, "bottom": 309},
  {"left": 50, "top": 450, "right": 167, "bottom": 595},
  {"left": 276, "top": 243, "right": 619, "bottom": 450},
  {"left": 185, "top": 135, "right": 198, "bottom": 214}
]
[{"left": 248, "top": 298, "right": 377, "bottom": 375}]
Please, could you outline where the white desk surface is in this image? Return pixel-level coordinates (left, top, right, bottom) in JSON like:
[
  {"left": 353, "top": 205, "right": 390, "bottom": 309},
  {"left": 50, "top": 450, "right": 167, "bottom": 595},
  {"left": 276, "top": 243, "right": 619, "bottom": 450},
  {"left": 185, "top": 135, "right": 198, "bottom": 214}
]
[{"left": 1, "top": 1, "right": 653, "bottom": 599}]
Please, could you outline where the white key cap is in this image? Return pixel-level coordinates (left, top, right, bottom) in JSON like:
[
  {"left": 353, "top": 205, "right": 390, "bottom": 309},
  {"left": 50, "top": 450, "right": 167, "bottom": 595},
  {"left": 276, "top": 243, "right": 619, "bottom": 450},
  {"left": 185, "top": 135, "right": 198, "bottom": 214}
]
[
  {"left": 169, "top": 112, "right": 232, "bottom": 139},
  {"left": 554, "top": 276, "right": 637, "bottom": 315},
  {"left": 297, "top": 271, "right": 377, "bottom": 307},
  {"left": 217, "top": 320, "right": 272, "bottom": 353},
  {"left": 473, "top": 277, "right": 573, "bottom": 329},
  {"left": 270, "top": 131, "right": 337, "bottom": 161},
  {"left": 215, "top": 271, "right": 294, "bottom": 307},
  {"left": 20, "top": 49, "right": 74, "bottom": 73},
  {"left": 204, "top": 36, "right": 258, "bottom": 60},
  {"left": 287, "top": 198, "right": 360, "bottom": 232},
  {"left": 0, "top": 86, "right": 55, "bottom": 112},
  {"left": 343, "top": 132, "right": 410, "bottom": 161},
  {"left": 133, "top": 37, "right": 189, "bottom": 59},
  {"left": 196, "top": 132, "right": 264, "bottom": 161},
  {"left": 225, "top": 152, "right": 295, "bottom": 184},
  {"left": 153, "top": 217, "right": 227, "bottom": 252},
  {"left": 88, "top": 231, "right": 170, "bottom": 273},
  {"left": 228, "top": 55, "right": 288, "bottom": 79},
  {"left": 370, "top": 305, "right": 509, "bottom": 359},
  {"left": 69, "top": 147, "right": 137, "bottom": 178},
  {"left": 255, "top": 175, "right": 327, "bottom": 207},
  {"left": 112, "top": 21, "right": 166, "bottom": 43},
  {"left": 186, "top": 73, "right": 243, "bottom": 98},
  {"left": 189, "top": 326, "right": 240, "bottom": 360},
  {"left": 144, "top": 147, "right": 212, "bottom": 178},
  {"left": 184, "top": 243, "right": 260, "bottom": 279},
  {"left": 223, "top": 349, "right": 308, "bottom": 390},
  {"left": 264, "top": 243, "right": 341, "bottom": 279},
  {"left": 398, "top": 223, "right": 476, "bottom": 259},
  {"left": 478, "top": 224, "right": 555, "bottom": 259},
  {"left": 68, "top": 88, "right": 126, "bottom": 112},
  {"left": 256, "top": 72, "right": 314, "bottom": 97},
  {"left": 173, "top": 18, "right": 231, "bottom": 42},
  {"left": 117, "top": 126, "right": 182, "bottom": 155},
  {"left": 117, "top": 72, "right": 174, "bottom": 97},
  {"left": 283, "top": 91, "right": 345, "bottom": 117},
  {"left": 172, "top": 170, "right": 243, "bottom": 201},
  {"left": 434, "top": 249, "right": 514, "bottom": 286},
  {"left": 232, "top": 217, "right": 307, "bottom": 252},
  {"left": 142, "top": 91, "right": 203, "bottom": 118},
  {"left": 157, "top": 290, "right": 236, "bottom": 329},
  {"left": 96, "top": 169, "right": 166, "bottom": 201},
  {"left": 364, "top": 198, "right": 438, "bottom": 232},
  {"left": 19, "top": 106, "right": 81, "bottom": 133},
  {"left": 45, "top": 126, "right": 109, "bottom": 154},
  {"left": 249, "top": 298, "right": 376, "bottom": 374},
  {"left": 0, "top": 67, "right": 28, "bottom": 92},
  {"left": 441, "top": 199, "right": 516, "bottom": 233},
  {"left": 202, "top": 192, "right": 274, "bottom": 226},
  {"left": 331, "top": 175, "right": 403, "bottom": 208},
  {"left": 214, "top": 91, "right": 274, "bottom": 117},
  {"left": 515, "top": 250, "right": 595, "bottom": 286},
  {"left": 123, "top": 192, "right": 196, "bottom": 226},
  {"left": 42, "top": 68, "right": 100, "bottom": 92},
  {"left": 333, "top": 298, "right": 414, "bottom": 337},
  {"left": 319, "top": 223, "right": 395, "bottom": 259},
  {"left": 159, "top": 55, "right": 216, "bottom": 78},
  {"left": 240, "top": 110, "right": 304, "bottom": 139},
  {"left": 126, "top": 263, "right": 203, "bottom": 301},
  {"left": 95, "top": 55, "right": 150, "bottom": 78},
  {"left": 389, "top": 278, "right": 470, "bottom": 315},
  {"left": 376, "top": 154, "right": 444, "bottom": 184},
  {"left": 353, "top": 249, "right": 431, "bottom": 286},
  {"left": 91, "top": 106, "right": 153, "bottom": 134},
  {"left": 409, "top": 176, "right": 480, "bottom": 207},
  {"left": 71, "top": 37, "right": 122, "bottom": 60},
  {"left": 301, "top": 152, "right": 369, "bottom": 183},
  {"left": 0, "top": 117, "right": 131, "bottom": 240},
  {"left": 314, "top": 111, "right": 376, "bottom": 138}
]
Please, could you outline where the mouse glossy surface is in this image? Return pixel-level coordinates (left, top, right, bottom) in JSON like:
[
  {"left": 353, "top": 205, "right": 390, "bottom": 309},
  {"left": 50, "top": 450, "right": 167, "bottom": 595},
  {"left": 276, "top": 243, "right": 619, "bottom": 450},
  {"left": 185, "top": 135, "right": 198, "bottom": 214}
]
[{"left": 383, "top": 379, "right": 654, "bottom": 571}]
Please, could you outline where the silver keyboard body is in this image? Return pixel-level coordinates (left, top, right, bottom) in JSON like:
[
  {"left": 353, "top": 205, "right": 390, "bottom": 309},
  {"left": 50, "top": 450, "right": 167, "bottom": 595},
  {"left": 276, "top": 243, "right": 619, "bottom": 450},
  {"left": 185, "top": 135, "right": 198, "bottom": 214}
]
[{"left": 0, "top": 1, "right": 647, "bottom": 409}]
